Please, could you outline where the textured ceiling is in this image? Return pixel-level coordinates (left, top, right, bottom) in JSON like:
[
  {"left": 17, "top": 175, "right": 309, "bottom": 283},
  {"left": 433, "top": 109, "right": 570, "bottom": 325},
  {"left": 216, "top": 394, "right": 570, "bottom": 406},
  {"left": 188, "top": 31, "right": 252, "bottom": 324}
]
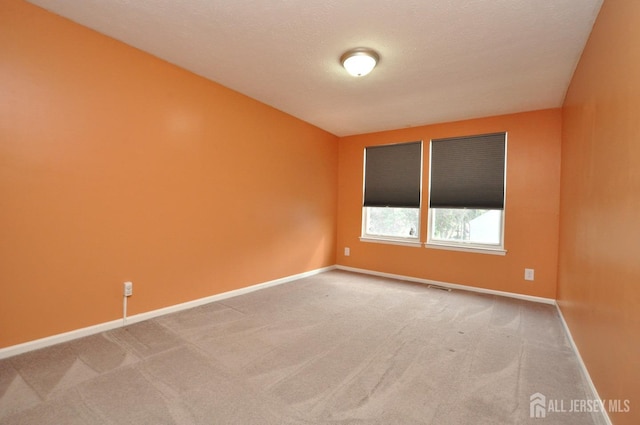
[{"left": 27, "top": 0, "right": 603, "bottom": 136}]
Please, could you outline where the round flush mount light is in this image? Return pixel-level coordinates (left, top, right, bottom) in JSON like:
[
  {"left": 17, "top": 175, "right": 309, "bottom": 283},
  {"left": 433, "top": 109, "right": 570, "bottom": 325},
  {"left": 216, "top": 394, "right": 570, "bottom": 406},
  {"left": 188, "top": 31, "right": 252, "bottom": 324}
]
[{"left": 340, "top": 47, "right": 380, "bottom": 77}]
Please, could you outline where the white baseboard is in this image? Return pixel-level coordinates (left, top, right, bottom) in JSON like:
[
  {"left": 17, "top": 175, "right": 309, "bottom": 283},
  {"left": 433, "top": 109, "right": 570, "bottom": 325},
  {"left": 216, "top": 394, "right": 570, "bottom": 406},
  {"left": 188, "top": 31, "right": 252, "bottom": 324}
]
[
  {"left": 0, "top": 265, "right": 336, "bottom": 360},
  {"left": 555, "top": 304, "right": 612, "bottom": 425},
  {"left": 0, "top": 319, "right": 125, "bottom": 361},
  {"left": 335, "top": 265, "right": 556, "bottom": 305},
  {"left": 123, "top": 265, "right": 336, "bottom": 326}
]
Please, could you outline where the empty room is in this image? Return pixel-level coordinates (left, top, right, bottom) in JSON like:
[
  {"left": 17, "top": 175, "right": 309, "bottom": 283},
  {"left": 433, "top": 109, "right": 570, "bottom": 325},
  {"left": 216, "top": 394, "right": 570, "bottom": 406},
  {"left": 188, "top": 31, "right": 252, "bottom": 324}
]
[{"left": 0, "top": 0, "right": 637, "bottom": 424}]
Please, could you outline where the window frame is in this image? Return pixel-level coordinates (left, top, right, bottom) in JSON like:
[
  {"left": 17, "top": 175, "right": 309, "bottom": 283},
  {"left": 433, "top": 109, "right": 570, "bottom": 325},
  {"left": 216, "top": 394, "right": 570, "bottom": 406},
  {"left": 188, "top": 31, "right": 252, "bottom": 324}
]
[
  {"left": 360, "top": 206, "right": 422, "bottom": 247},
  {"left": 425, "top": 133, "right": 508, "bottom": 255},
  {"left": 426, "top": 208, "right": 506, "bottom": 255},
  {"left": 360, "top": 141, "right": 423, "bottom": 247}
]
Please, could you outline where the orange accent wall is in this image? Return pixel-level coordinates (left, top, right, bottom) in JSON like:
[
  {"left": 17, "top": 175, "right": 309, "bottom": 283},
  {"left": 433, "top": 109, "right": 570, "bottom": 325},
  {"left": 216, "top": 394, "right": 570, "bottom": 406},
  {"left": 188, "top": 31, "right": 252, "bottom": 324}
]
[
  {"left": 336, "top": 109, "right": 562, "bottom": 299},
  {"left": 0, "top": 0, "right": 338, "bottom": 348},
  {"left": 558, "top": 1, "right": 640, "bottom": 423}
]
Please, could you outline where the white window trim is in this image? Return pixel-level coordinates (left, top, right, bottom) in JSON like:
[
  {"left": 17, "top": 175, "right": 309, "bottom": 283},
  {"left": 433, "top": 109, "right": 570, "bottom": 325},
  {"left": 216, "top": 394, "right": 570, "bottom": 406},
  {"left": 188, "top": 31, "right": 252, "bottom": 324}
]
[
  {"left": 424, "top": 241, "right": 507, "bottom": 256},
  {"left": 360, "top": 236, "right": 422, "bottom": 247}
]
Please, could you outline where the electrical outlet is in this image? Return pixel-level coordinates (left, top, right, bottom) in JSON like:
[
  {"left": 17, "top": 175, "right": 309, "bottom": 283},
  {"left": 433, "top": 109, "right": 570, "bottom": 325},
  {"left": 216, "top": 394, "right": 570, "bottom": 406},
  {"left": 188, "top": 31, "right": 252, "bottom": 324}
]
[
  {"left": 524, "top": 269, "right": 535, "bottom": 281},
  {"left": 123, "top": 281, "right": 133, "bottom": 297},
  {"left": 344, "top": 247, "right": 350, "bottom": 256}
]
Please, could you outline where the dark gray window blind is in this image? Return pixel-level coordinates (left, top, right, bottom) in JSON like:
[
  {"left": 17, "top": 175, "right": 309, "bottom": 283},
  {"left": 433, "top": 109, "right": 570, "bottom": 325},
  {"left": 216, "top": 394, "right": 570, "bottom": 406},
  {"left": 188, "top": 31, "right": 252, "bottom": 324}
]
[
  {"left": 363, "top": 141, "right": 422, "bottom": 208},
  {"left": 429, "top": 133, "right": 506, "bottom": 209}
]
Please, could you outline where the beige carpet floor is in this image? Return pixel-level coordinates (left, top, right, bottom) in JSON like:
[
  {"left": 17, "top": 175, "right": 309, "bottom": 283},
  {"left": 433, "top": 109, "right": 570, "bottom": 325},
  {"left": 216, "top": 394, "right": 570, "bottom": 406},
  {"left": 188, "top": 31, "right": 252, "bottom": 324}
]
[{"left": 0, "top": 270, "right": 605, "bottom": 424}]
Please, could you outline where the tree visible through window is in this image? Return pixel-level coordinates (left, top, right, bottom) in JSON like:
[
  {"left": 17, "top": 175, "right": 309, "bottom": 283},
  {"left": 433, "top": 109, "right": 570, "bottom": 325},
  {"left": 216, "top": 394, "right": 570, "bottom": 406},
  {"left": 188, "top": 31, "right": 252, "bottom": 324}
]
[
  {"left": 431, "top": 209, "right": 502, "bottom": 245},
  {"left": 365, "top": 207, "right": 419, "bottom": 239}
]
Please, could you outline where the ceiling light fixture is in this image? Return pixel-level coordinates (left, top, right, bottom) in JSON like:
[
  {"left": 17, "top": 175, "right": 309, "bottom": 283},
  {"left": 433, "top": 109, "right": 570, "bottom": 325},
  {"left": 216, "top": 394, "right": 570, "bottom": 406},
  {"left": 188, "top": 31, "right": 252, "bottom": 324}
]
[{"left": 340, "top": 47, "right": 380, "bottom": 77}]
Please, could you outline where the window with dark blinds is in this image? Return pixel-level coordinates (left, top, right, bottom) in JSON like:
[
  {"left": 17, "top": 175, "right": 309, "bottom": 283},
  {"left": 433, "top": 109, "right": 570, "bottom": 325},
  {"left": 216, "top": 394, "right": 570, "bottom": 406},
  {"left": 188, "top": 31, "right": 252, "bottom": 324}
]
[
  {"left": 363, "top": 141, "right": 422, "bottom": 208},
  {"left": 429, "top": 133, "right": 506, "bottom": 209}
]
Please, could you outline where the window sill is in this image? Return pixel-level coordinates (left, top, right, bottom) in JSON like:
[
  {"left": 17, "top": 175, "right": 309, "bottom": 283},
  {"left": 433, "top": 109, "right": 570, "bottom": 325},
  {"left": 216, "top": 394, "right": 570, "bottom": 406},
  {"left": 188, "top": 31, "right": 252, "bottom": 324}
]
[
  {"left": 424, "top": 242, "right": 507, "bottom": 256},
  {"left": 360, "top": 236, "right": 422, "bottom": 248}
]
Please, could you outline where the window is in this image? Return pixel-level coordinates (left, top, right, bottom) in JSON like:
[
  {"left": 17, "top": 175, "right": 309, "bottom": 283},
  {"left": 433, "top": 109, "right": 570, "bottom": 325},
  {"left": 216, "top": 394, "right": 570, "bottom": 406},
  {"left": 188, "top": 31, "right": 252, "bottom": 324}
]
[
  {"left": 364, "top": 207, "right": 420, "bottom": 239},
  {"left": 361, "top": 141, "right": 422, "bottom": 245},
  {"left": 427, "top": 133, "right": 506, "bottom": 253}
]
